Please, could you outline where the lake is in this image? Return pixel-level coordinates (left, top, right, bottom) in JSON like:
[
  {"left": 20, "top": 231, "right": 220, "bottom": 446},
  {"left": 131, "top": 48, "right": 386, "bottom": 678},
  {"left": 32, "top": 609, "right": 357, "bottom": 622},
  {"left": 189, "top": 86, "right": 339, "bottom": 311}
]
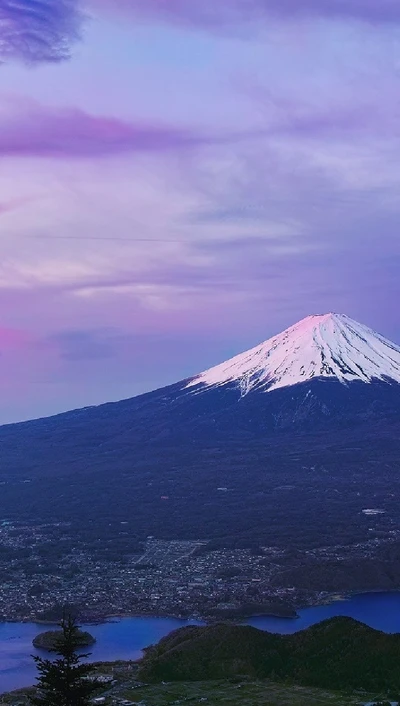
[{"left": 2, "top": 591, "right": 400, "bottom": 694}]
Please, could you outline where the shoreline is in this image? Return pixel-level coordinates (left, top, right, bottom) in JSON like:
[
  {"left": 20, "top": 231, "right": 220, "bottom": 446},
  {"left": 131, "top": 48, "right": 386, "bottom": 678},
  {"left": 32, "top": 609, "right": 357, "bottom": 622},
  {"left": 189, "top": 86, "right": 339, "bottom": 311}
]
[
  {"left": 2, "top": 591, "right": 400, "bottom": 698},
  {"left": 1, "top": 588, "right": 398, "bottom": 627},
  {"left": 0, "top": 608, "right": 300, "bottom": 626}
]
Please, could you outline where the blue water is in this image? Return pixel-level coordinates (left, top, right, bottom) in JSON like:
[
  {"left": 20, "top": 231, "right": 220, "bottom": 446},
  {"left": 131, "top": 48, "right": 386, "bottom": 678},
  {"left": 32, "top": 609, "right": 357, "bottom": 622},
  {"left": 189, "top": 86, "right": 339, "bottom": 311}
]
[
  {"left": 0, "top": 616, "right": 202, "bottom": 694},
  {"left": 248, "top": 591, "right": 400, "bottom": 634},
  {"left": 1, "top": 591, "right": 400, "bottom": 694}
]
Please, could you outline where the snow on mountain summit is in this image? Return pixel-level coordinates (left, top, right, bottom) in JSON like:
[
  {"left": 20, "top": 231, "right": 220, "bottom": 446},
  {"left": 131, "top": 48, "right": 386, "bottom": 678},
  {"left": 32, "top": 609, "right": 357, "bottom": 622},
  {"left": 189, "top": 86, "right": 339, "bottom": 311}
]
[{"left": 187, "top": 313, "right": 400, "bottom": 395}]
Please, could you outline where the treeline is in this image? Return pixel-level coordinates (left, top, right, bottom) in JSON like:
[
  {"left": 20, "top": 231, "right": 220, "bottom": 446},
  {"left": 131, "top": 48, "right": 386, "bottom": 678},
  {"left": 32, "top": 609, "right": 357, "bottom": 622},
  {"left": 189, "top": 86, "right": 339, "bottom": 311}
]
[{"left": 138, "top": 617, "right": 400, "bottom": 693}]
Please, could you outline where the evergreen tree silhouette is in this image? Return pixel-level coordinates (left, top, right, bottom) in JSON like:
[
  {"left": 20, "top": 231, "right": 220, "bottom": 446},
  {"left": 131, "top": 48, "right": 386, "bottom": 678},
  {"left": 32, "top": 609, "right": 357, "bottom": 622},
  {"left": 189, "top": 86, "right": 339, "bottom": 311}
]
[{"left": 30, "top": 614, "right": 99, "bottom": 706}]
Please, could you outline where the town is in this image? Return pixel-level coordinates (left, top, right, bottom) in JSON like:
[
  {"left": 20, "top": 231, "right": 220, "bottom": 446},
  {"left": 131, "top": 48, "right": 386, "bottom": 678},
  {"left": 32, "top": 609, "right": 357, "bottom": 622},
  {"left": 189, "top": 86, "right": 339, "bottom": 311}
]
[{"left": 1, "top": 519, "right": 400, "bottom": 623}]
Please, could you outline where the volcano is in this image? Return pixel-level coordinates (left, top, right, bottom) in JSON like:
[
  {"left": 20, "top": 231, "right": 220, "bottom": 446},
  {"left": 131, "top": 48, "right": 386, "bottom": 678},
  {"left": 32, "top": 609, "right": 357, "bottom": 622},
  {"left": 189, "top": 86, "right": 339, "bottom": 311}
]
[
  {"left": 187, "top": 313, "right": 400, "bottom": 394},
  {"left": 1, "top": 313, "right": 400, "bottom": 549}
]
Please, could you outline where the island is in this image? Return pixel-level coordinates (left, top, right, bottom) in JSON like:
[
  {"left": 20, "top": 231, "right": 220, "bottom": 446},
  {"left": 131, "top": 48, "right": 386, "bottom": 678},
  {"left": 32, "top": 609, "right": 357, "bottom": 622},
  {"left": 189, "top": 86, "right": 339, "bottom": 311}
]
[{"left": 33, "top": 629, "right": 96, "bottom": 652}]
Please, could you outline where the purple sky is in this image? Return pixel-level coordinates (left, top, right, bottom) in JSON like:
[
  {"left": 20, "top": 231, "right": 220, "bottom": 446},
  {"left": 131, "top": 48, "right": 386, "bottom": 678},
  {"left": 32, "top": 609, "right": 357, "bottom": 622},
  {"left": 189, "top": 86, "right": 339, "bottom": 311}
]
[{"left": 0, "top": 0, "right": 399, "bottom": 423}]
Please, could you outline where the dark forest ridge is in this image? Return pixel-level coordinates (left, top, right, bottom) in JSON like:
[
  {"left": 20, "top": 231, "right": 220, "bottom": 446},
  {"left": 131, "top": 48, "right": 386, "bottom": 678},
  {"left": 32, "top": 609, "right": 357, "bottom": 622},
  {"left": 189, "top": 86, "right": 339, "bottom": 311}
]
[{"left": 137, "top": 616, "right": 400, "bottom": 691}]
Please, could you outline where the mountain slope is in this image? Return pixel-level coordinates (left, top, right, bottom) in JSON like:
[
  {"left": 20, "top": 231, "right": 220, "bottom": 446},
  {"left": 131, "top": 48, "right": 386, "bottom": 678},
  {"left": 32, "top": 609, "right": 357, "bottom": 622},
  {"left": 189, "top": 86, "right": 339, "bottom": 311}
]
[
  {"left": 138, "top": 617, "right": 400, "bottom": 690},
  {"left": 0, "top": 313, "right": 400, "bottom": 551}
]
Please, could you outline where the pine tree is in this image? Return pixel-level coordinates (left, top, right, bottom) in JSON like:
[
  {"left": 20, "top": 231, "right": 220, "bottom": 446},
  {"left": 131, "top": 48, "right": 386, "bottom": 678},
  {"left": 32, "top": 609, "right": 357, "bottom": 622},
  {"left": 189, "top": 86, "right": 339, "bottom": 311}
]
[{"left": 30, "top": 614, "right": 100, "bottom": 706}]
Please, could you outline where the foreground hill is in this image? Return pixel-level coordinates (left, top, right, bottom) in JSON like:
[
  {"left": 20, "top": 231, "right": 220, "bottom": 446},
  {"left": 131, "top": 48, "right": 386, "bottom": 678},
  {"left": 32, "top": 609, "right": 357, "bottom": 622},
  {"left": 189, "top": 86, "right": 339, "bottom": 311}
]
[
  {"left": 138, "top": 617, "right": 400, "bottom": 692},
  {"left": 1, "top": 313, "right": 400, "bottom": 552}
]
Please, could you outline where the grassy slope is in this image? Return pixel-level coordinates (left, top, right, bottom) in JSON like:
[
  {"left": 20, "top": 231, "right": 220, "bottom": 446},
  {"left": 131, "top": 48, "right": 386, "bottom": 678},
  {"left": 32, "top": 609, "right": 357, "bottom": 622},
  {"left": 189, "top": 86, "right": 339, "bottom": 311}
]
[
  {"left": 122, "top": 680, "right": 375, "bottom": 706},
  {"left": 1, "top": 680, "right": 379, "bottom": 706}
]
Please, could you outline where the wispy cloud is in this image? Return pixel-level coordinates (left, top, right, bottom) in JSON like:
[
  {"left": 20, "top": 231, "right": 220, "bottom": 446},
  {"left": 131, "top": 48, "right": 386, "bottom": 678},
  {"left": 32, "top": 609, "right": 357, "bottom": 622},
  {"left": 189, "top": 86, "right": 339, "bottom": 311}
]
[
  {"left": 3, "top": 0, "right": 399, "bottom": 67},
  {"left": 0, "top": 325, "right": 31, "bottom": 348},
  {"left": 2, "top": 95, "right": 353, "bottom": 162},
  {"left": 0, "top": 196, "right": 31, "bottom": 215},
  {"left": 0, "top": 0, "right": 83, "bottom": 63},
  {"left": 0, "top": 99, "right": 207, "bottom": 158},
  {"left": 47, "top": 328, "right": 118, "bottom": 360},
  {"left": 1, "top": 129, "right": 399, "bottom": 421},
  {"left": 94, "top": 0, "right": 400, "bottom": 28}
]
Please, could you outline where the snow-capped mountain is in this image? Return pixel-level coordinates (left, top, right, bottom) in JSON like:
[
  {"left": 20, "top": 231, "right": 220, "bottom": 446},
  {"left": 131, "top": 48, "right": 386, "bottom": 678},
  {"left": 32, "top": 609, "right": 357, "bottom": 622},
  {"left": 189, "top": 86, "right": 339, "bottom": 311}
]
[
  {"left": 1, "top": 312, "right": 400, "bottom": 554},
  {"left": 187, "top": 313, "right": 400, "bottom": 396}
]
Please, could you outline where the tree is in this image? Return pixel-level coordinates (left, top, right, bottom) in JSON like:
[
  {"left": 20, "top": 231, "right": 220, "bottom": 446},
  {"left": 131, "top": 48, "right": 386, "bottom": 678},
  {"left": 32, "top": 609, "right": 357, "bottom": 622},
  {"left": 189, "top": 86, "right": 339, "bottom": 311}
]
[{"left": 30, "top": 614, "right": 100, "bottom": 706}]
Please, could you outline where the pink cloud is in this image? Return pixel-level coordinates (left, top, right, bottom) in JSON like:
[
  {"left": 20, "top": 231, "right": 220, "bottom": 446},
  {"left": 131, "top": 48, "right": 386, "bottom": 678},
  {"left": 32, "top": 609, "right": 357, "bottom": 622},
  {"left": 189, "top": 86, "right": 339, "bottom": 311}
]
[
  {"left": 0, "top": 100, "right": 206, "bottom": 159},
  {"left": 0, "top": 93, "right": 387, "bottom": 167},
  {"left": 0, "top": 327, "right": 32, "bottom": 349},
  {"left": 0, "top": 196, "right": 36, "bottom": 215}
]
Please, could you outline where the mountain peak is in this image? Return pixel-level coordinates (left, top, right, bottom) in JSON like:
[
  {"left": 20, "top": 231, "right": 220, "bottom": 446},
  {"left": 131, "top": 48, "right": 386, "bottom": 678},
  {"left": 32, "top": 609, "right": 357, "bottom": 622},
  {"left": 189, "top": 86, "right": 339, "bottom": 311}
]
[{"left": 187, "top": 313, "right": 400, "bottom": 395}]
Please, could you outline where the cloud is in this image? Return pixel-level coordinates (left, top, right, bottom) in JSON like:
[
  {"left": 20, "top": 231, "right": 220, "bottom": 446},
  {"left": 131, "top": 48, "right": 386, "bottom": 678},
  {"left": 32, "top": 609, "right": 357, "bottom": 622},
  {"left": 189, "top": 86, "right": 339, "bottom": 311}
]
[
  {"left": 1, "top": 130, "right": 399, "bottom": 423},
  {"left": 0, "top": 326, "right": 31, "bottom": 349},
  {"left": 2, "top": 0, "right": 400, "bottom": 66},
  {"left": 47, "top": 328, "right": 118, "bottom": 360},
  {"left": 2, "top": 95, "right": 357, "bottom": 163},
  {"left": 0, "top": 0, "right": 83, "bottom": 64},
  {"left": 94, "top": 0, "right": 400, "bottom": 29},
  {"left": 0, "top": 99, "right": 207, "bottom": 158},
  {"left": 0, "top": 197, "right": 31, "bottom": 215}
]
